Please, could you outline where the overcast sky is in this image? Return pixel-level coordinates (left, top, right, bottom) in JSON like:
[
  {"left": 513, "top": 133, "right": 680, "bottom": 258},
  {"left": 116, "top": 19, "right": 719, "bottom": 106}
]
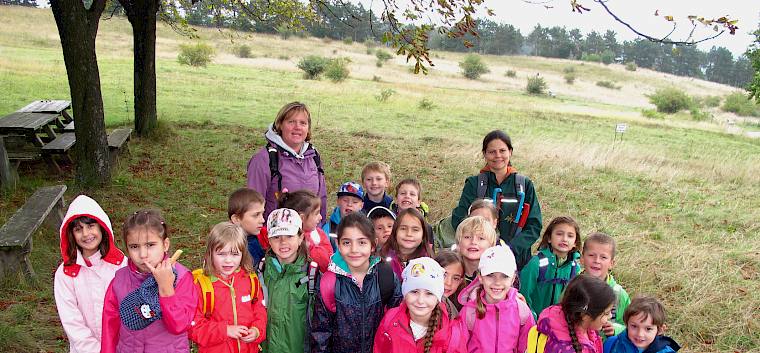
[{"left": 360, "top": 0, "right": 758, "bottom": 56}]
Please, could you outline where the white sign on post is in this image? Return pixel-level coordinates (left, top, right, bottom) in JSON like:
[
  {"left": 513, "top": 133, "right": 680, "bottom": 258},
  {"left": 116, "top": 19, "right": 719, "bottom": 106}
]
[{"left": 616, "top": 123, "right": 628, "bottom": 133}]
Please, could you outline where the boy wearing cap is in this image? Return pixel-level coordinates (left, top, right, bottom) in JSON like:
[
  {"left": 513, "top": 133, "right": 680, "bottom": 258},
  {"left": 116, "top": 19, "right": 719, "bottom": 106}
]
[
  {"left": 457, "top": 246, "right": 534, "bottom": 353},
  {"left": 322, "top": 182, "right": 365, "bottom": 248},
  {"left": 361, "top": 162, "right": 394, "bottom": 213},
  {"left": 367, "top": 206, "right": 396, "bottom": 251},
  {"left": 373, "top": 257, "right": 469, "bottom": 353}
]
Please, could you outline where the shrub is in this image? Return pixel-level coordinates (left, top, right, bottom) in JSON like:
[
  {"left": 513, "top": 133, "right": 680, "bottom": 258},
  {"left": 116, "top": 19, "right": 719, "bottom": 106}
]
[
  {"left": 177, "top": 43, "right": 214, "bottom": 67},
  {"left": 563, "top": 66, "right": 576, "bottom": 74},
  {"left": 690, "top": 107, "right": 712, "bottom": 121},
  {"left": 376, "top": 50, "right": 393, "bottom": 63},
  {"left": 648, "top": 87, "right": 692, "bottom": 113},
  {"left": 375, "top": 88, "right": 395, "bottom": 102},
  {"left": 234, "top": 44, "right": 252, "bottom": 58},
  {"left": 596, "top": 80, "right": 620, "bottom": 90},
  {"left": 325, "top": 57, "right": 350, "bottom": 82},
  {"left": 526, "top": 75, "right": 547, "bottom": 95},
  {"left": 278, "top": 55, "right": 290, "bottom": 60},
  {"left": 581, "top": 53, "right": 601, "bottom": 63},
  {"left": 625, "top": 62, "right": 637, "bottom": 71},
  {"left": 642, "top": 109, "right": 664, "bottom": 119},
  {"left": 366, "top": 47, "right": 375, "bottom": 55},
  {"left": 600, "top": 50, "right": 614, "bottom": 65},
  {"left": 342, "top": 37, "right": 353, "bottom": 45},
  {"left": 372, "top": 75, "right": 382, "bottom": 82},
  {"left": 504, "top": 70, "right": 516, "bottom": 78},
  {"left": 418, "top": 98, "right": 435, "bottom": 110},
  {"left": 297, "top": 55, "right": 328, "bottom": 79},
  {"left": 276, "top": 24, "right": 293, "bottom": 40},
  {"left": 722, "top": 92, "right": 760, "bottom": 117},
  {"left": 364, "top": 38, "right": 376, "bottom": 50},
  {"left": 564, "top": 72, "right": 576, "bottom": 84},
  {"left": 459, "top": 54, "right": 490, "bottom": 79},
  {"left": 701, "top": 95, "right": 722, "bottom": 108}
]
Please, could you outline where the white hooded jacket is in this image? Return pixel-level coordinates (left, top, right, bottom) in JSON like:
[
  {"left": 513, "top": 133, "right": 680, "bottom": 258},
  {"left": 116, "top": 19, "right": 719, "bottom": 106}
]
[{"left": 53, "top": 195, "right": 125, "bottom": 353}]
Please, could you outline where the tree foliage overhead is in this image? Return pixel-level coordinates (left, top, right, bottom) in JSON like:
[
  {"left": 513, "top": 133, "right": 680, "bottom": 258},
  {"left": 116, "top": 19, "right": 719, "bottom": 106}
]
[{"left": 747, "top": 23, "right": 760, "bottom": 104}]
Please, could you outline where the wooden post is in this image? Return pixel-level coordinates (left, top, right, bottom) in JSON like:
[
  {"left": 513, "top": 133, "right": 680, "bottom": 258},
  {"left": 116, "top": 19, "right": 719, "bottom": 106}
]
[{"left": 0, "top": 136, "right": 17, "bottom": 191}]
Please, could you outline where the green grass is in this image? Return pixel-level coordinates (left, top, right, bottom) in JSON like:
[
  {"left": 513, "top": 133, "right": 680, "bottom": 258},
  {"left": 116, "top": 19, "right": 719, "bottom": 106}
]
[{"left": 1, "top": 6, "right": 759, "bottom": 353}]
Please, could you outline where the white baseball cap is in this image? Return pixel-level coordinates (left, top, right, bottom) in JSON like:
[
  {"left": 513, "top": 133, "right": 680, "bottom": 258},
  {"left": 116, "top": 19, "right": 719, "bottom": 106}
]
[
  {"left": 266, "top": 208, "right": 302, "bottom": 238},
  {"left": 401, "top": 257, "right": 445, "bottom": 301},
  {"left": 478, "top": 246, "right": 517, "bottom": 276}
]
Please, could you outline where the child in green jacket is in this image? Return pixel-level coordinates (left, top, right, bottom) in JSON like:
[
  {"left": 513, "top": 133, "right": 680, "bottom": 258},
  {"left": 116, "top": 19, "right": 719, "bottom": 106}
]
[
  {"left": 519, "top": 216, "right": 582, "bottom": 319},
  {"left": 581, "top": 232, "right": 631, "bottom": 339}
]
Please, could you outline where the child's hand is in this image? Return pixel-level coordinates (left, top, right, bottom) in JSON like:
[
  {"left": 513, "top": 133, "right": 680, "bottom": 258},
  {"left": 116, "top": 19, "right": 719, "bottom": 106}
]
[
  {"left": 601, "top": 322, "right": 615, "bottom": 337},
  {"left": 241, "top": 327, "right": 260, "bottom": 343},
  {"left": 227, "top": 325, "right": 249, "bottom": 339},
  {"left": 145, "top": 259, "right": 176, "bottom": 297}
]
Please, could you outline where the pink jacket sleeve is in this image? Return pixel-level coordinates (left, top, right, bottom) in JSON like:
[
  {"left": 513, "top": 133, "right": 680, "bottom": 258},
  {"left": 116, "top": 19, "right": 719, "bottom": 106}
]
[
  {"left": 99, "top": 281, "right": 120, "bottom": 353},
  {"left": 246, "top": 148, "right": 270, "bottom": 197},
  {"left": 54, "top": 269, "right": 100, "bottom": 353},
  {"left": 308, "top": 228, "right": 333, "bottom": 273},
  {"left": 517, "top": 308, "right": 537, "bottom": 353},
  {"left": 451, "top": 318, "right": 470, "bottom": 353},
  {"left": 159, "top": 270, "right": 198, "bottom": 334}
]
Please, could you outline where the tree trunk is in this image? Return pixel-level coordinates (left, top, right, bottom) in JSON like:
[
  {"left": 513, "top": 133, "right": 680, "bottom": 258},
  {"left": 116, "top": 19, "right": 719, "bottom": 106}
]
[
  {"left": 124, "top": 0, "right": 158, "bottom": 136},
  {"left": 50, "top": 0, "right": 111, "bottom": 186}
]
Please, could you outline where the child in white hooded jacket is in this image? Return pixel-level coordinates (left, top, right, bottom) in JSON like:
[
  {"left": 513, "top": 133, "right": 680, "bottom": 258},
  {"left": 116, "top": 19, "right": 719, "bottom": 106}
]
[{"left": 54, "top": 195, "right": 126, "bottom": 353}]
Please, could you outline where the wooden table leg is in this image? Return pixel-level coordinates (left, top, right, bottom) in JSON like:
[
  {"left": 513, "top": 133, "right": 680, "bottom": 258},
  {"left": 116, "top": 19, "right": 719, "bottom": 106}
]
[{"left": 0, "top": 136, "right": 18, "bottom": 191}]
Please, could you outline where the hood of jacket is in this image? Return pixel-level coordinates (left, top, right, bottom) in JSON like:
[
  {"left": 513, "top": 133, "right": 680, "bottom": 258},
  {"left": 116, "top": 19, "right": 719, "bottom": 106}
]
[
  {"left": 265, "top": 123, "right": 310, "bottom": 158},
  {"left": 59, "top": 195, "right": 124, "bottom": 277}
]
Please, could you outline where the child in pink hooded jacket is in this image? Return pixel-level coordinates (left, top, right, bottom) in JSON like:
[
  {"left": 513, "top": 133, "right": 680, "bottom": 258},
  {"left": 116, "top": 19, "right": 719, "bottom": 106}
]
[
  {"left": 458, "top": 246, "right": 535, "bottom": 353},
  {"left": 54, "top": 195, "right": 126, "bottom": 353},
  {"left": 100, "top": 210, "right": 197, "bottom": 353}
]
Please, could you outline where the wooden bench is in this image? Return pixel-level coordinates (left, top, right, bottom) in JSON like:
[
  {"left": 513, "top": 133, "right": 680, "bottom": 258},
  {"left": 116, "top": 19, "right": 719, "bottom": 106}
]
[
  {"left": 0, "top": 185, "right": 67, "bottom": 281},
  {"left": 41, "top": 133, "right": 76, "bottom": 154},
  {"left": 108, "top": 128, "right": 132, "bottom": 166},
  {"left": 61, "top": 121, "right": 75, "bottom": 132}
]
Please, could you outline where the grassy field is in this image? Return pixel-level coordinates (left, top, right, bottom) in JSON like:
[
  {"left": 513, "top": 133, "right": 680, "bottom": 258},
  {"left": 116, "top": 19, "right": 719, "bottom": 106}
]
[{"left": 1, "top": 6, "right": 759, "bottom": 353}]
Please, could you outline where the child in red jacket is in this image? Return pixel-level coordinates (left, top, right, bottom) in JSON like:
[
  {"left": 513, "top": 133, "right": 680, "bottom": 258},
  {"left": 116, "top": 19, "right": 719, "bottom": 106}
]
[
  {"left": 189, "top": 222, "right": 267, "bottom": 353},
  {"left": 373, "top": 257, "right": 468, "bottom": 353}
]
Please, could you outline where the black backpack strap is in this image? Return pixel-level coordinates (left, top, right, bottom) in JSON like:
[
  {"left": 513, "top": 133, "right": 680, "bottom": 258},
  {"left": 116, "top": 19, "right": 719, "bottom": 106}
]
[
  {"left": 476, "top": 172, "right": 489, "bottom": 199},
  {"left": 267, "top": 144, "right": 283, "bottom": 194},
  {"left": 377, "top": 261, "right": 394, "bottom": 307},
  {"left": 308, "top": 144, "right": 325, "bottom": 175}
]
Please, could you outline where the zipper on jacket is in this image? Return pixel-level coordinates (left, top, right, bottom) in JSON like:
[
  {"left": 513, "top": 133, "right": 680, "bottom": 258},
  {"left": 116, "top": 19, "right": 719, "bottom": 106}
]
[{"left": 494, "top": 306, "right": 500, "bottom": 353}]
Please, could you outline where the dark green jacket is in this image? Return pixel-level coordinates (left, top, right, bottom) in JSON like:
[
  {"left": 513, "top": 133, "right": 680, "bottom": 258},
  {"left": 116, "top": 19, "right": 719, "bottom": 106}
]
[
  {"left": 451, "top": 171, "right": 542, "bottom": 269},
  {"left": 519, "top": 247, "right": 580, "bottom": 319},
  {"left": 262, "top": 254, "right": 308, "bottom": 353}
]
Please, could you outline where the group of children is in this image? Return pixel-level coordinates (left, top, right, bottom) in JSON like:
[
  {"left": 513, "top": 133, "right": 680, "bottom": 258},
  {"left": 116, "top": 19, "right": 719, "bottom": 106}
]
[{"left": 53, "top": 160, "right": 679, "bottom": 353}]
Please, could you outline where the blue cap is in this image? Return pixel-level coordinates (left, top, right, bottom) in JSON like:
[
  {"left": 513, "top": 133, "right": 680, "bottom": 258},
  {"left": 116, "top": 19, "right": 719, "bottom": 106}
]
[{"left": 337, "top": 181, "right": 364, "bottom": 200}]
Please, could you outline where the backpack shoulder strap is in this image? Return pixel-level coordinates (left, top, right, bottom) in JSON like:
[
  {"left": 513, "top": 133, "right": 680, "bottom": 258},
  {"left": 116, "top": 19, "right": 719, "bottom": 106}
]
[
  {"left": 308, "top": 144, "right": 324, "bottom": 175},
  {"left": 192, "top": 269, "right": 214, "bottom": 317},
  {"left": 526, "top": 325, "right": 546, "bottom": 353},
  {"left": 476, "top": 172, "right": 489, "bottom": 199},
  {"left": 537, "top": 252, "right": 549, "bottom": 283},
  {"left": 377, "top": 261, "right": 395, "bottom": 308},
  {"left": 267, "top": 143, "right": 282, "bottom": 194},
  {"left": 319, "top": 270, "right": 338, "bottom": 312},
  {"left": 248, "top": 272, "right": 260, "bottom": 303}
]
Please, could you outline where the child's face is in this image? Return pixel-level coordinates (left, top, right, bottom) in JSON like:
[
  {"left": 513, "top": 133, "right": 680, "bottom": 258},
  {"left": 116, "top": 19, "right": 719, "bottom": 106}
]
[
  {"left": 337, "top": 226, "right": 373, "bottom": 273},
  {"left": 404, "top": 289, "right": 439, "bottom": 323},
  {"left": 458, "top": 231, "right": 492, "bottom": 262},
  {"left": 396, "top": 184, "right": 420, "bottom": 211},
  {"left": 363, "top": 171, "right": 389, "bottom": 199},
  {"left": 442, "top": 262, "right": 464, "bottom": 297},
  {"left": 269, "top": 234, "right": 303, "bottom": 264},
  {"left": 72, "top": 221, "right": 103, "bottom": 258},
  {"left": 478, "top": 272, "right": 513, "bottom": 303},
  {"left": 580, "top": 241, "right": 615, "bottom": 280},
  {"left": 395, "top": 214, "right": 424, "bottom": 256},
  {"left": 469, "top": 209, "right": 497, "bottom": 229},
  {"left": 301, "top": 206, "right": 322, "bottom": 232},
  {"left": 548, "top": 223, "right": 576, "bottom": 258},
  {"left": 231, "top": 202, "right": 265, "bottom": 236},
  {"left": 126, "top": 229, "right": 170, "bottom": 273},
  {"left": 627, "top": 312, "right": 661, "bottom": 350},
  {"left": 372, "top": 216, "right": 394, "bottom": 248},
  {"left": 212, "top": 244, "right": 242, "bottom": 279},
  {"left": 582, "top": 305, "right": 613, "bottom": 331},
  {"left": 337, "top": 195, "right": 363, "bottom": 217}
]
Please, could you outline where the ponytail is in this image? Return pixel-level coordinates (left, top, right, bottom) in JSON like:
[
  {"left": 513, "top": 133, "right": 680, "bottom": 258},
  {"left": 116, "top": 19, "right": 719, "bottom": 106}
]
[
  {"left": 565, "top": 312, "right": 582, "bottom": 353},
  {"left": 422, "top": 305, "right": 442, "bottom": 353}
]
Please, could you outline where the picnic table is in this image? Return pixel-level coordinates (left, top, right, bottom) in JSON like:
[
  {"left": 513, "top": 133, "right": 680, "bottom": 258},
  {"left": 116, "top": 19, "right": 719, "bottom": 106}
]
[{"left": 0, "top": 100, "right": 72, "bottom": 189}]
